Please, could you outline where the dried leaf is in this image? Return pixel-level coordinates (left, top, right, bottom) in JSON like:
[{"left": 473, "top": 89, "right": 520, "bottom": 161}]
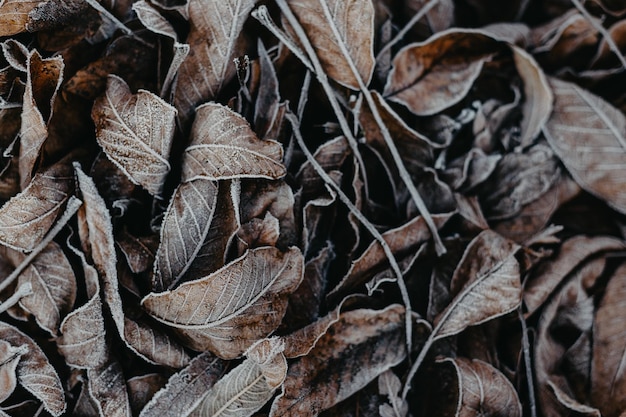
[
  {"left": 384, "top": 29, "right": 500, "bottom": 116},
  {"left": 544, "top": 77, "right": 626, "bottom": 215},
  {"left": 591, "top": 262, "right": 626, "bottom": 416},
  {"left": 0, "top": 321, "right": 65, "bottom": 416},
  {"left": 190, "top": 338, "right": 286, "bottom": 417},
  {"left": 0, "top": 340, "right": 26, "bottom": 403},
  {"left": 87, "top": 360, "right": 132, "bottom": 417},
  {"left": 0, "top": 161, "right": 73, "bottom": 252},
  {"left": 142, "top": 246, "right": 304, "bottom": 358},
  {"left": 182, "top": 103, "right": 285, "bottom": 182},
  {"left": 132, "top": 0, "right": 178, "bottom": 40},
  {"left": 287, "top": 0, "right": 375, "bottom": 89},
  {"left": 378, "top": 370, "right": 408, "bottom": 417},
  {"left": 92, "top": 75, "right": 176, "bottom": 197},
  {"left": 0, "top": 0, "right": 40, "bottom": 36},
  {"left": 123, "top": 317, "right": 192, "bottom": 368},
  {"left": 127, "top": 373, "right": 167, "bottom": 416},
  {"left": 139, "top": 352, "right": 226, "bottom": 417},
  {"left": 270, "top": 305, "right": 406, "bottom": 417},
  {"left": 433, "top": 230, "right": 521, "bottom": 340},
  {"left": 173, "top": 0, "right": 256, "bottom": 123}
]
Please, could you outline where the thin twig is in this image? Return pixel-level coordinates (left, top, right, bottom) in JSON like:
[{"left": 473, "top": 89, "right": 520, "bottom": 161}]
[
  {"left": 571, "top": 0, "right": 626, "bottom": 70},
  {"left": 519, "top": 307, "right": 538, "bottom": 417},
  {"left": 0, "top": 196, "right": 82, "bottom": 294},
  {"left": 83, "top": 0, "right": 133, "bottom": 36},
  {"left": 375, "top": 0, "right": 440, "bottom": 62},
  {"left": 314, "top": 0, "right": 446, "bottom": 255},
  {"left": 287, "top": 112, "right": 414, "bottom": 357},
  {"left": 0, "top": 283, "right": 33, "bottom": 314}
]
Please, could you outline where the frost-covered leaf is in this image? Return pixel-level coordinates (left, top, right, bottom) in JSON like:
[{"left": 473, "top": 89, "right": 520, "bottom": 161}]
[
  {"left": 142, "top": 246, "right": 304, "bottom": 358},
  {"left": 87, "top": 360, "right": 132, "bottom": 417},
  {"left": 0, "top": 340, "right": 26, "bottom": 403},
  {"left": 182, "top": 103, "right": 285, "bottom": 182},
  {"left": 91, "top": 75, "right": 176, "bottom": 197},
  {"left": 0, "top": 0, "right": 40, "bottom": 36}
]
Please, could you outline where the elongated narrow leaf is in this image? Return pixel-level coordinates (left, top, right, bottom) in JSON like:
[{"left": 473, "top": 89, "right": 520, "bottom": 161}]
[
  {"left": 16, "top": 241, "right": 77, "bottom": 335},
  {"left": 270, "top": 305, "right": 406, "bottom": 417},
  {"left": 287, "top": 0, "right": 375, "bottom": 89},
  {"left": 182, "top": 103, "right": 286, "bottom": 182},
  {"left": 140, "top": 352, "right": 226, "bottom": 417},
  {"left": 143, "top": 246, "right": 304, "bottom": 358},
  {"left": 591, "top": 263, "right": 626, "bottom": 416},
  {"left": 0, "top": 321, "right": 66, "bottom": 416},
  {"left": 92, "top": 75, "right": 175, "bottom": 197},
  {"left": 0, "top": 161, "right": 73, "bottom": 252},
  {"left": 384, "top": 29, "right": 501, "bottom": 116},
  {"left": 173, "top": 0, "right": 256, "bottom": 123},
  {"left": 190, "top": 338, "right": 287, "bottom": 417},
  {"left": 87, "top": 360, "right": 132, "bottom": 417},
  {"left": 433, "top": 230, "right": 521, "bottom": 340},
  {"left": 544, "top": 77, "right": 626, "bottom": 214}
]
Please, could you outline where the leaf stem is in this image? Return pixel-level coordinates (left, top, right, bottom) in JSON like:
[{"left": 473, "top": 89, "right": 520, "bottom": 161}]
[
  {"left": 287, "top": 112, "right": 414, "bottom": 357},
  {"left": 0, "top": 283, "right": 33, "bottom": 314},
  {"left": 0, "top": 196, "right": 82, "bottom": 294},
  {"left": 313, "top": 0, "right": 446, "bottom": 255},
  {"left": 519, "top": 307, "right": 537, "bottom": 417}
]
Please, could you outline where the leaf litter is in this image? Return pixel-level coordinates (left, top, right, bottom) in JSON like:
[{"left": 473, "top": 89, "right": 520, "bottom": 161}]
[{"left": 1, "top": 1, "right": 626, "bottom": 416}]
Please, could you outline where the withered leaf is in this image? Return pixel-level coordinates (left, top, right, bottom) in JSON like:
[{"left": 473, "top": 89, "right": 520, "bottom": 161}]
[
  {"left": 544, "top": 77, "right": 626, "bottom": 215},
  {"left": 139, "top": 352, "right": 226, "bottom": 417},
  {"left": 182, "top": 103, "right": 286, "bottom": 182},
  {"left": 142, "top": 246, "right": 304, "bottom": 359},
  {"left": 132, "top": 0, "right": 178, "bottom": 40},
  {"left": 173, "top": 0, "right": 256, "bottom": 124},
  {"left": 287, "top": 0, "right": 375, "bottom": 89},
  {"left": 0, "top": 340, "right": 26, "bottom": 403},
  {"left": 87, "top": 360, "right": 132, "bottom": 417},
  {"left": 15, "top": 241, "right": 77, "bottom": 335},
  {"left": 591, "top": 262, "right": 626, "bottom": 416},
  {"left": 0, "top": 160, "right": 72, "bottom": 252},
  {"left": 270, "top": 305, "right": 406, "bottom": 417},
  {"left": 443, "top": 357, "right": 522, "bottom": 417},
  {"left": 123, "top": 317, "right": 192, "bottom": 369},
  {"left": 189, "top": 338, "right": 287, "bottom": 417},
  {"left": 433, "top": 230, "right": 521, "bottom": 340},
  {"left": 378, "top": 370, "right": 408, "bottom": 417},
  {"left": 91, "top": 75, "right": 176, "bottom": 197},
  {"left": 127, "top": 373, "right": 167, "bottom": 416},
  {"left": 19, "top": 50, "right": 64, "bottom": 188},
  {"left": 384, "top": 29, "right": 500, "bottom": 116},
  {"left": 0, "top": 0, "right": 40, "bottom": 36},
  {"left": 0, "top": 321, "right": 65, "bottom": 416}
]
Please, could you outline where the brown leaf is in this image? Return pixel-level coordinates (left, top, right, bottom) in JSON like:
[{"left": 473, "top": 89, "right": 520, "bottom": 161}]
[
  {"left": 15, "top": 241, "right": 77, "bottom": 335},
  {"left": 0, "top": 340, "right": 26, "bottom": 403},
  {"left": 139, "top": 352, "right": 226, "bottom": 417},
  {"left": 123, "top": 317, "right": 192, "bottom": 369},
  {"left": 116, "top": 229, "right": 158, "bottom": 274},
  {"left": 282, "top": 301, "right": 342, "bottom": 359},
  {"left": 270, "top": 305, "right": 406, "bottom": 417},
  {"left": 173, "top": 0, "right": 256, "bottom": 124},
  {"left": 142, "top": 246, "right": 304, "bottom": 359},
  {"left": 182, "top": 103, "right": 286, "bottom": 182},
  {"left": 189, "top": 338, "right": 287, "bottom": 417},
  {"left": 19, "top": 50, "right": 64, "bottom": 188},
  {"left": 287, "top": 0, "right": 375, "bottom": 89},
  {"left": 87, "top": 360, "right": 132, "bottom": 417},
  {"left": 433, "top": 230, "right": 520, "bottom": 340},
  {"left": 543, "top": 77, "right": 626, "bottom": 214},
  {"left": 0, "top": 160, "right": 73, "bottom": 252},
  {"left": 0, "top": 321, "right": 66, "bottom": 416},
  {"left": 0, "top": 0, "right": 40, "bottom": 36},
  {"left": 253, "top": 40, "right": 281, "bottom": 140},
  {"left": 237, "top": 212, "right": 280, "bottom": 251},
  {"left": 591, "top": 262, "right": 626, "bottom": 416},
  {"left": 132, "top": 0, "right": 178, "bottom": 40},
  {"left": 523, "top": 235, "right": 625, "bottom": 316},
  {"left": 127, "top": 373, "right": 167, "bottom": 416},
  {"left": 91, "top": 75, "right": 176, "bottom": 197},
  {"left": 442, "top": 357, "right": 522, "bottom": 417},
  {"left": 384, "top": 29, "right": 500, "bottom": 116}
]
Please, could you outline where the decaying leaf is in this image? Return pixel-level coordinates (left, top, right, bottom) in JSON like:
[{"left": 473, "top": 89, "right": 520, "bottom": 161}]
[
  {"left": 142, "top": 246, "right": 304, "bottom": 358},
  {"left": 0, "top": 0, "right": 40, "bottom": 36},
  {"left": 270, "top": 305, "right": 406, "bottom": 417},
  {"left": 378, "top": 370, "right": 408, "bottom": 417},
  {"left": 87, "top": 360, "right": 132, "bottom": 417},
  {"left": 91, "top": 75, "right": 176, "bottom": 197},
  {"left": 189, "top": 338, "right": 286, "bottom": 417},
  {"left": 0, "top": 340, "right": 26, "bottom": 403},
  {"left": 182, "top": 103, "right": 286, "bottom": 182}
]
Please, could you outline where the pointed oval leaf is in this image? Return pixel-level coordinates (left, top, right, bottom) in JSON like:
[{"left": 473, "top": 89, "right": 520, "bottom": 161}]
[
  {"left": 0, "top": 321, "right": 66, "bottom": 416},
  {"left": 0, "top": 340, "right": 26, "bottom": 403},
  {"left": 143, "top": 246, "right": 304, "bottom": 358},
  {"left": 173, "top": 0, "right": 256, "bottom": 124},
  {"left": 123, "top": 317, "right": 192, "bottom": 369},
  {"left": 182, "top": 103, "right": 285, "bottom": 182},
  {"left": 287, "top": 0, "right": 375, "bottom": 89},
  {"left": 190, "top": 338, "right": 287, "bottom": 417},
  {"left": 139, "top": 352, "right": 226, "bottom": 417},
  {"left": 384, "top": 29, "right": 501, "bottom": 116},
  {"left": 87, "top": 360, "right": 132, "bottom": 417},
  {"left": 544, "top": 77, "right": 626, "bottom": 215},
  {"left": 270, "top": 305, "right": 406, "bottom": 417},
  {"left": 92, "top": 75, "right": 176, "bottom": 197},
  {"left": 133, "top": 0, "right": 178, "bottom": 40},
  {"left": 0, "top": 161, "right": 72, "bottom": 252},
  {"left": 434, "top": 230, "right": 521, "bottom": 340}
]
